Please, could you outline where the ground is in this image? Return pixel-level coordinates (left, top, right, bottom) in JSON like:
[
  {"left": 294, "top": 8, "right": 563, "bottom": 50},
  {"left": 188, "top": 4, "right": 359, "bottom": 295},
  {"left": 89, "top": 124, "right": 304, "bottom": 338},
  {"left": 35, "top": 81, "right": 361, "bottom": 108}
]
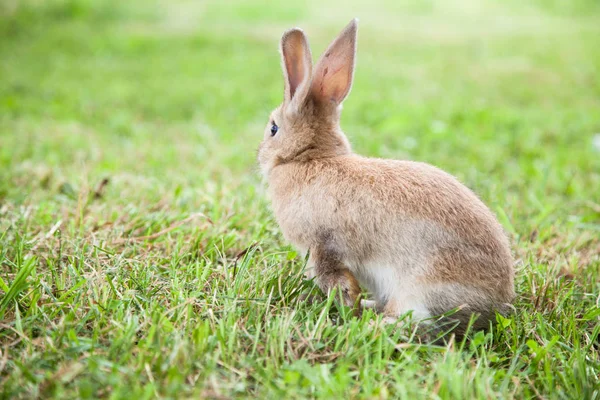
[{"left": 1, "top": 0, "right": 599, "bottom": 398}]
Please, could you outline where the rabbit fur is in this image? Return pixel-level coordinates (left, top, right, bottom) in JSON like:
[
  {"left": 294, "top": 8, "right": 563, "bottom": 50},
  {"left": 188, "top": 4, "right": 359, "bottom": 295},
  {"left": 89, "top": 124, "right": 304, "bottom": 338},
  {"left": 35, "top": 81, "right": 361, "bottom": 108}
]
[{"left": 257, "top": 19, "right": 515, "bottom": 337}]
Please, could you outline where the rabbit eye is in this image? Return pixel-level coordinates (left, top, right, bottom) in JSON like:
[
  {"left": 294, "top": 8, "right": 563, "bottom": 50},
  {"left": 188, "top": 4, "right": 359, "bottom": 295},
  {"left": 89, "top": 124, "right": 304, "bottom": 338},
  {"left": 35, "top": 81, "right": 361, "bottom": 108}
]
[{"left": 270, "top": 123, "right": 278, "bottom": 136}]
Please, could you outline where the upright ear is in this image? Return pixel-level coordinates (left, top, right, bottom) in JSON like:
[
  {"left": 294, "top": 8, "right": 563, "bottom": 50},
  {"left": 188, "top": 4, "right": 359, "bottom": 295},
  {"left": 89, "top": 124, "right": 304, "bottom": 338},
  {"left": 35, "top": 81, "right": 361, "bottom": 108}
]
[
  {"left": 280, "top": 28, "right": 312, "bottom": 111},
  {"left": 311, "top": 18, "right": 358, "bottom": 105}
]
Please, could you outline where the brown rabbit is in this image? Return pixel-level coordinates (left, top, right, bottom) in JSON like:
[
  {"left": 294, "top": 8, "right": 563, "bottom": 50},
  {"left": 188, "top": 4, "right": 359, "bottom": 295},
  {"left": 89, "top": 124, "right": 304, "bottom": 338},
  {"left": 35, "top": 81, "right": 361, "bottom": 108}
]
[{"left": 257, "top": 19, "right": 515, "bottom": 337}]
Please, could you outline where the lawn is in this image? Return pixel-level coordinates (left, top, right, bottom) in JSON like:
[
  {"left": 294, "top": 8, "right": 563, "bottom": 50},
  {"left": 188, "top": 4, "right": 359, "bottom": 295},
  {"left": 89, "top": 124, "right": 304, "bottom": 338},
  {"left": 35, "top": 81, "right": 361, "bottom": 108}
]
[{"left": 1, "top": 0, "right": 599, "bottom": 398}]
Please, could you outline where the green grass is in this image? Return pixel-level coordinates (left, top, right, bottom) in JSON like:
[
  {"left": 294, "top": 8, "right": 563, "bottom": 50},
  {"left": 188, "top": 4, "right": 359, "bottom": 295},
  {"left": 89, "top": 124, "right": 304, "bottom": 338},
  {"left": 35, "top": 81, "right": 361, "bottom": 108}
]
[{"left": 1, "top": 0, "right": 600, "bottom": 398}]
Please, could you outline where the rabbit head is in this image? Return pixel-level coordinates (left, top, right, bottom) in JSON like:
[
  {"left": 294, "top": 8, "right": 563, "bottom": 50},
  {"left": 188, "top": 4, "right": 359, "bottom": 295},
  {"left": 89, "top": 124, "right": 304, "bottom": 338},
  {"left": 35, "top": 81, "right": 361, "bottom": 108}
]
[{"left": 258, "top": 19, "right": 359, "bottom": 177}]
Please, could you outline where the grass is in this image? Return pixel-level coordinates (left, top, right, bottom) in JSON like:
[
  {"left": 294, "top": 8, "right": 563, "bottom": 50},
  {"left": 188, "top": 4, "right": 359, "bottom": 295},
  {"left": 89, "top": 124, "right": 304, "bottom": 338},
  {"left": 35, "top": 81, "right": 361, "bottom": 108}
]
[{"left": 1, "top": 0, "right": 599, "bottom": 398}]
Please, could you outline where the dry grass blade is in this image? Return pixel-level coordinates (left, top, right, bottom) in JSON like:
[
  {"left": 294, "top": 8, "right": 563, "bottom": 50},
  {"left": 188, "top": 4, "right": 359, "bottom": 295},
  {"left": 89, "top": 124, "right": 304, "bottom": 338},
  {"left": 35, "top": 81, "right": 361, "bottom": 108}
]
[{"left": 112, "top": 213, "right": 213, "bottom": 244}]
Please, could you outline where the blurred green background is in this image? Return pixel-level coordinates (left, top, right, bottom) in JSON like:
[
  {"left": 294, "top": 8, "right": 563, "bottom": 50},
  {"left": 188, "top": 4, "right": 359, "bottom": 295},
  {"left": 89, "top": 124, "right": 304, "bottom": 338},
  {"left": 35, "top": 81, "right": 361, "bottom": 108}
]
[{"left": 1, "top": 0, "right": 599, "bottom": 398}]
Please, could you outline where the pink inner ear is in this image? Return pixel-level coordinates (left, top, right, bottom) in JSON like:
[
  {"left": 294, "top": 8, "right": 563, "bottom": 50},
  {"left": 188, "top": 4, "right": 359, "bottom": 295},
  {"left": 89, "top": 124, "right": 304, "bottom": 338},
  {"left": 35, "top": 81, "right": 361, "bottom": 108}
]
[
  {"left": 283, "top": 32, "right": 309, "bottom": 100},
  {"left": 287, "top": 49, "right": 305, "bottom": 98},
  {"left": 313, "top": 42, "right": 354, "bottom": 103},
  {"left": 311, "top": 20, "right": 357, "bottom": 104},
  {"left": 318, "top": 63, "right": 346, "bottom": 100}
]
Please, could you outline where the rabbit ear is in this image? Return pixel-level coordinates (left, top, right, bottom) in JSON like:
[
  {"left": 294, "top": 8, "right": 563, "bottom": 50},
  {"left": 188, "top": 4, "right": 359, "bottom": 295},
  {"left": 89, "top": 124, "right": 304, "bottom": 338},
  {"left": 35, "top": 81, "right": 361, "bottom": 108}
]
[
  {"left": 311, "top": 18, "right": 358, "bottom": 105},
  {"left": 280, "top": 28, "right": 313, "bottom": 111}
]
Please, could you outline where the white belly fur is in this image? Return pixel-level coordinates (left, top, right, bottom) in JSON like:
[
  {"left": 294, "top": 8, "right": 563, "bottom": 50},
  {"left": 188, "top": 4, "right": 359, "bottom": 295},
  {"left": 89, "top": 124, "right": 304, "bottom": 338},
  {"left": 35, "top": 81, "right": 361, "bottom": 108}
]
[
  {"left": 353, "top": 260, "right": 431, "bottom": 320},
  {"left": 345, "top": 219, "right": 457, "bottom": 320}
]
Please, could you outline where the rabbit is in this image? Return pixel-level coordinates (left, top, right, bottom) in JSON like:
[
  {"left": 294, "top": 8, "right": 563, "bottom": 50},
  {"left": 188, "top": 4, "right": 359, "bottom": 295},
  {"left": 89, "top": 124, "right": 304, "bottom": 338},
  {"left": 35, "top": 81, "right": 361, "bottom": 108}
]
[{"left": 257, "top": 18, "right": 515, "bottom": 338}]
